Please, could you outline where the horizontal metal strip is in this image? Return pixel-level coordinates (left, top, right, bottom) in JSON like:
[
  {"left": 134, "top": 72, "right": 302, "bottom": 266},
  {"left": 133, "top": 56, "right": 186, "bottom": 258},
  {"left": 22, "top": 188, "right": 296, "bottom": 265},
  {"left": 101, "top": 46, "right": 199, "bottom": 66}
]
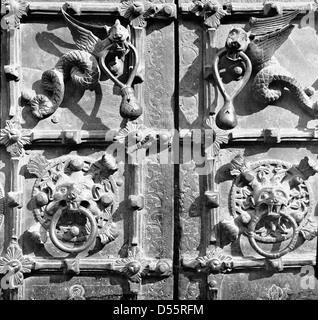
[
  {"left": 32, "top": 257, "right": 173, "bottom": 274},
  {"left": 232, "top": 254, "right": 316, "bottom": 270},
  {"left": 27, "top": 1, "right": 176, "bottom": 18},
  {"left": 180, "top": 1, "right": 317, "bottom": 15},
  {"left": 2, "top": 128, "right": 318, "bottom": 147},
  {"left": 29, "top": 129, "right": 118, "bottom": 145},
  {"left": 181, "top": 253, "right": 315, "bottom": 272}
]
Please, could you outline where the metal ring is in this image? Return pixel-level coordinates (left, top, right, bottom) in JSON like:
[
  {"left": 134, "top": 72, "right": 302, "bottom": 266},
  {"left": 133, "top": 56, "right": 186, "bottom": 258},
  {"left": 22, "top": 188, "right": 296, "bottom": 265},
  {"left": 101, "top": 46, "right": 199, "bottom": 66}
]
[
  {"left": 49, "top": 206, "right": 97, "bottom": 253},
  {"left": 248, "top": 212, "right": 299, "bottom": 259}
]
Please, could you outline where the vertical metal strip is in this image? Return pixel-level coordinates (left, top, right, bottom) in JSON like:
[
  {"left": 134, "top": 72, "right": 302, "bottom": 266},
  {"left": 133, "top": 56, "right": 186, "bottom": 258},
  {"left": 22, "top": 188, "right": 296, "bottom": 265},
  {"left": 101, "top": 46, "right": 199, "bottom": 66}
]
[
  {"left": 173, "top": 0, "right": 180, "bottom": 301},
  {"left": 204, "top": 27, "right": 220, "bottom": 246},
  {"left": 8, "top": 28, "right": 20, "bottom": 117},
  {"left": 130, "top": 26, "right": 146, "bottom": 250}
]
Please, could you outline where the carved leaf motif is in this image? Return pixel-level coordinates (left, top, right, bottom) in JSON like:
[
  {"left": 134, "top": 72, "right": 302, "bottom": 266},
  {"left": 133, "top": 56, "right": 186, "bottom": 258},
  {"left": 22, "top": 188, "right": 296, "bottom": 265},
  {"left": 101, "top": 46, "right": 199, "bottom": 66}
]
[
  {"left": 0, "top": 241, "right": 33, "bottom": 289},
  {"left": 27, "top": 155, "right": 50, "bottom": 178},
  {"left": 119, "top": 0, "right": 156, "bottom": 27},
  {"left": 204, "top": 9, "right": 228, "bottom": 29},
  {"left": 299, "top": 218, "right": 318, "bottom": 241}
]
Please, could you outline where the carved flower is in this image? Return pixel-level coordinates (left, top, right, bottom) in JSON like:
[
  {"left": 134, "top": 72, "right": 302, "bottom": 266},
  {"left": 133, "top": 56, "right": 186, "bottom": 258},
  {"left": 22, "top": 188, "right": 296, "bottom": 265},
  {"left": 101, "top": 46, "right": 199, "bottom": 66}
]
[
  {"left": 115, "top": 122, "right": 169, "bottom": 154},
  {"left": 0, "top": 241, "right": 33, "bottom": 289},
  {"left": 206, "top": 117, "right": 228, "bottom": 157},
  {"left": 197, "top": 247, "right": 233, "bottom": 273},
  {"left": 190, "top": 0, "right": 229, "bottom": 28},
  {"left": 115, "top": 122, "right": 142, "bottom": 145},
  {"left": 119, "top": 248, "right": 151, "bottom": 283},
  {"left": 119, "top": 0, "right": 158, "bottom": 27},
  {"left": 0, "top": 119, "right": 31, "bottom": 156}
]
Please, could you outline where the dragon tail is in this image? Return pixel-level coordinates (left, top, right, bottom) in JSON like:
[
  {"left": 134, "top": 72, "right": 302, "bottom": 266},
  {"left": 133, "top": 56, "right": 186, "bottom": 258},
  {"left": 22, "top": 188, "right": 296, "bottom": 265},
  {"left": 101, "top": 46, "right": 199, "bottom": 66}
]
[{"left": 252, "top": 65, "right": 318, "bottom": 118}]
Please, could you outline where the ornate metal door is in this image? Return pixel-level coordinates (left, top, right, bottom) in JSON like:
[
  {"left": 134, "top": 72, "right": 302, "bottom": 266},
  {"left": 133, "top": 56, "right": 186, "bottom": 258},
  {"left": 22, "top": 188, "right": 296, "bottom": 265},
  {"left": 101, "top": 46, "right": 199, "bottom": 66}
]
[
  {"left": 1, "top": 0, "right": 318, "bottom": 301},
  {"left": 178, "top": 0, "right": 318, "bottom": 300}
]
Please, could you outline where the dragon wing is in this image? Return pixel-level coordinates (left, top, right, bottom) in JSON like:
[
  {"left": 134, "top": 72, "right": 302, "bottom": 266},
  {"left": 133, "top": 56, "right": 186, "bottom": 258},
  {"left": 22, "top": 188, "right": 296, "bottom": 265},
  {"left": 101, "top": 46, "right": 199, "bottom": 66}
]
[
  {"left": 245, "top": 10, "right": 299, "bottom": 66},
  {"left": 61, "top": 8, "right": 107, "bottom": 56},
  {"left": 247, "top": 10, "right": 299, "bottom": 35},
  {"left": 246, "top": 24, "right": 294, "bottom": 66}
]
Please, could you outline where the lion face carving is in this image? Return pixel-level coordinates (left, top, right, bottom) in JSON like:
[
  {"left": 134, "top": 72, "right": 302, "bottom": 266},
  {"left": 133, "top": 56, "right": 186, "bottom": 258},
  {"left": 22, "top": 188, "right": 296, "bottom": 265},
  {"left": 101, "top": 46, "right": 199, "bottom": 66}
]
[
  {"left": 44, "top": 174, "right": 102, "bottom": 216},
  {"left": 29, "top": 155, "right": 120, "bottom": 252},
  {"left": 251, "top": 186, "right": 289, "bottom": 218},
  {"left": 50, "top": 176, "right": 94, "bottom": 212}
]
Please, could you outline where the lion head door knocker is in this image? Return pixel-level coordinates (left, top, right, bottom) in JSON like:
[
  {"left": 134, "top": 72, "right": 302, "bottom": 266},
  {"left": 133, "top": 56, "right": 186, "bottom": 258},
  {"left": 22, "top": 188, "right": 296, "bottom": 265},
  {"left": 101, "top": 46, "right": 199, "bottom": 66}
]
[
  {"left": 22, "top": 8, "right": 142, "bottom": 120},
  {"left": 27, "top": 153, "right": 121, "bottom": 253},
  {"left": 222, "top": 155, "right": 318, "bottom": 260},
  {"left": 213, "top": 10, "right": 318, "bottom": 130}
]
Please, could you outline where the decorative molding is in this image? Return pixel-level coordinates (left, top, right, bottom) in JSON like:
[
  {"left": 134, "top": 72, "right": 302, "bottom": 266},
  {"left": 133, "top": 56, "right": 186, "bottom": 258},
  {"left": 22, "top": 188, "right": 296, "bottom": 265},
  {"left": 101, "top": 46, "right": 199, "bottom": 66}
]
[
  {"left": 25, "top": 1, "right": 176, "bottom": 18},
  {"left": 116, "top": 248, "right": 151, "bottom": 284},
  {"left": 205, "top": 117, "right": 228, "bottom": 157},
  {"left": 229, "top": 127, "right": 318, "bottom": 143},
  {"left": 1, "top": 0, "right": 29, "bottom": 30},
  {"left": 114, "top": 248, "right": 172, "bottom": 293},
  {"left": 180, "top": 1, "right": 318, "bottom": 16},
  {"left": 0, "top": 119, "right": 31, "bottom": 157},
  {"left": 63, "top": 259, "right": 80, "bottom": 275},
  {"left": 0, "top": 239, "right": 34, "bottom": 290},
  {"left": 31, "top": 254, "right": 313, "bottom": 273},
  {"left": 27, "top": 153, "right": 121, "bottom": 253},
  {"left": 189, "top": 0, "right": 231, "bottom": 29},
  {"left": 115, "top": 122, "right": 171, "bottom": 155},
  {"left": 182, "top": 247, "right": 233, "bottom": 273},
  {"left": 119, "top": 0, "right": 176, "bottom": 28}
]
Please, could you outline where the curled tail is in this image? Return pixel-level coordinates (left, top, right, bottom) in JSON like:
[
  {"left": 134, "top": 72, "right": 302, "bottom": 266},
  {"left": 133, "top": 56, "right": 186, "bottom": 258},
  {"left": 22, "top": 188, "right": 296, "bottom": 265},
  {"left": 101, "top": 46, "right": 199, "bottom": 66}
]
[
  {"left": 252, "top": 65, "right": 318, "bottom": 117},
  {"left": 24, "top": 50, "right": 100, "bottom": 119}
]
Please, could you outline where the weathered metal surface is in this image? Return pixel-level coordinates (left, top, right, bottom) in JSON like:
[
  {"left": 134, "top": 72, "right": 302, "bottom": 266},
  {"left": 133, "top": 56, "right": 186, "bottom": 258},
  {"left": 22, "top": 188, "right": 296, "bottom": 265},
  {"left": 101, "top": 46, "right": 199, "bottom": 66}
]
[
  {"left": 2, "top": 0, "right": 318, "bottom": 301},
  {"left": 178, "top": 0, "right": 318, "bottom": 300}
]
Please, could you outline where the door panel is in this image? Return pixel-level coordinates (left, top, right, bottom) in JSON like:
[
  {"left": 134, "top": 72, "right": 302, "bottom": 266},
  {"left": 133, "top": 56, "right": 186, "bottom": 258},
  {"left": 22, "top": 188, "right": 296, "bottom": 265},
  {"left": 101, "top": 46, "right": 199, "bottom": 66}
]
[
  {"left": 1, "top": 0, "right": 318, "bottom": 301},
  {"left": 178, "top": 0, "right": 318, "bottom": 300},
  {"left": 0, "top": 0, "right": 175, "bottom": 300}
]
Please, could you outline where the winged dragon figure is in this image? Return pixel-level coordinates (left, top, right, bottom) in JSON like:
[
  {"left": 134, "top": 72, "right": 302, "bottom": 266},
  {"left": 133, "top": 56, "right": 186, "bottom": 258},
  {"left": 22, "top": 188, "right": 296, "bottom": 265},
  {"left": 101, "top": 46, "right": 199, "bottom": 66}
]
[
  {"left": 215, "top": 10, "right": 318, "bottom": 130},
  {"left": 24, "top": 8, "right": 142, "bottom": 120}
]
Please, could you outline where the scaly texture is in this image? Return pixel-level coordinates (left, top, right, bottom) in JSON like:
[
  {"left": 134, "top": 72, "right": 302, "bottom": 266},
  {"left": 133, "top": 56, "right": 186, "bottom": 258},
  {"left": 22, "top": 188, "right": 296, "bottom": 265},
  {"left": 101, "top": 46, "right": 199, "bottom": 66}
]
[
  {"left": 30, "top": 50, "right": 100, "bottom": 119},
  {"left": 252, "top": 64, "right": 318, "bottom": 117}
]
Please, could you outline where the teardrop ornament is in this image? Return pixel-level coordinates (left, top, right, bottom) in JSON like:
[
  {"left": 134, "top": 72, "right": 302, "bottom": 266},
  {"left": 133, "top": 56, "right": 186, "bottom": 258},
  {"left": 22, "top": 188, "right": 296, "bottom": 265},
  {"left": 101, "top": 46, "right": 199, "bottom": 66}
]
[{"left": 212, "top": 49, "right": 252, "bottom": 130}]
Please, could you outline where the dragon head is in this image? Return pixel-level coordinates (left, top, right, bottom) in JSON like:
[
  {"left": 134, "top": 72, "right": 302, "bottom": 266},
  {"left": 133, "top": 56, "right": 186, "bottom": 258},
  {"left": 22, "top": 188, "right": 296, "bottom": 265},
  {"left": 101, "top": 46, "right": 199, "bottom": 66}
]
[{"left": 225, "top": 27, "right": 249, "bottom": 53}]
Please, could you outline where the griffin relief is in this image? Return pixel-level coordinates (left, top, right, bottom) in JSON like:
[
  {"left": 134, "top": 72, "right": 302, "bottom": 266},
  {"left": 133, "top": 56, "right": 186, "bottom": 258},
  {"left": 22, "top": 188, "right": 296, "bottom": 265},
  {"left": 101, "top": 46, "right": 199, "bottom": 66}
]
[
  {"left": 23, "top": 8, "right": 142, "bottom": 120},
  {"left": 213, "top": 10, "right": 318, "bottom": 130}
]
